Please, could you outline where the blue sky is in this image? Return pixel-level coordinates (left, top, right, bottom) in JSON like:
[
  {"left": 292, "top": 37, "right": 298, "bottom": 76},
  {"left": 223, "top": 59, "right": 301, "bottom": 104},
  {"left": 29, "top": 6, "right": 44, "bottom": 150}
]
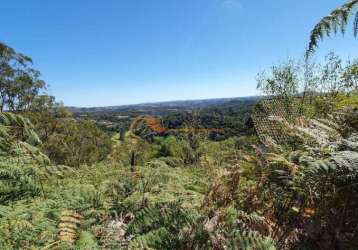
[{"left": 1, "top": 0, "right": 357, "bottom": 107}]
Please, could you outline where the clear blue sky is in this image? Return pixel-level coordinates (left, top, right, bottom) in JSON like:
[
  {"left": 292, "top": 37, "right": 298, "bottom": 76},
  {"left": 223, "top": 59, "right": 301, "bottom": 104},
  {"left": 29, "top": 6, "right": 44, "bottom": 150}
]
[{"left": 1, "top": 0, "right": 357, "bottom": 107}]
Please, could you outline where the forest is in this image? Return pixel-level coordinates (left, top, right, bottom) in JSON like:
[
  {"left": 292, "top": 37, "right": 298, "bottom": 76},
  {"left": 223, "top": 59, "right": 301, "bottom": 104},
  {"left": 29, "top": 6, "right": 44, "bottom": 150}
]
[{"left": 0, "top": 1, "right": 358, "bottom": 250}]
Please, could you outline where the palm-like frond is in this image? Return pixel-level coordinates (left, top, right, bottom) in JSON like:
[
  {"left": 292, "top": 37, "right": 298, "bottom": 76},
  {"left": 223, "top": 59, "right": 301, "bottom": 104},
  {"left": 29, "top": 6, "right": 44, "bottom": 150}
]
[
  {"left": 307, "top": 0, "right": 358, "bottom": 57},
  {"left": 354, "top": 10, "right": 358, "bottom": 36}
]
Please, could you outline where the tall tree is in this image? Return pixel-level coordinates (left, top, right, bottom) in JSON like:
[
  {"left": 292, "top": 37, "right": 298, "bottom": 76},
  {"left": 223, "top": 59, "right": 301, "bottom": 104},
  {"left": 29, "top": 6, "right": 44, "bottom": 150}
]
[
  {"left": 307, "top": 1, "right": 358, "bottom": 57},
  {"left": 0, "top": 42, "right": 46, "bottom": 111}
]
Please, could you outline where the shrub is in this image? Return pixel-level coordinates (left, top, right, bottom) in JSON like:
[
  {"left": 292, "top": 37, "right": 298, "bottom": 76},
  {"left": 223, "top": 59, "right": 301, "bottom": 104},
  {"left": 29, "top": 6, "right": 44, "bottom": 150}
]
[{"left": 42, "top": 119, "right": 111, "bottom": 166}]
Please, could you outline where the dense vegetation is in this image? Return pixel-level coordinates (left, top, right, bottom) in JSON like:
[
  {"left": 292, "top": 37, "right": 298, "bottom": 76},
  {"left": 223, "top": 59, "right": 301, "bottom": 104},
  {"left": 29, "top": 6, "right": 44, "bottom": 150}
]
[
  {"left": 71, "top": 97, "right": 258, "bottom": 141},
  {"left": 1, "top": 4, "right": 358, "bottom": 248}
]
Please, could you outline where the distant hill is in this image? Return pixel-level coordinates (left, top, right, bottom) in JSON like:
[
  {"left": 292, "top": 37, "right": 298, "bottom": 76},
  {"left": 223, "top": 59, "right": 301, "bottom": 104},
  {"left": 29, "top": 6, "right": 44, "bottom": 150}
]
[{"left": 68, "top": 96, "right": 260, "bottom": 114}]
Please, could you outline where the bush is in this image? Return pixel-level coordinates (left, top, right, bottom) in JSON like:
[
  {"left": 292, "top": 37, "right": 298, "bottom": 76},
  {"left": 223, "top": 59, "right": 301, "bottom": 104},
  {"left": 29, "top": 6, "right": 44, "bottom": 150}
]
[{"left": 42, "top": 119, "right": 111, "bottom": 166}]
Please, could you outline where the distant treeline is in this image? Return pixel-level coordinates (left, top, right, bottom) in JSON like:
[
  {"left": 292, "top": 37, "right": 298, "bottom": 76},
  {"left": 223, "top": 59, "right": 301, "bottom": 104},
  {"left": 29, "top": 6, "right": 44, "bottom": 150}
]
[{"left": 74, "top": 98, "right": 259, "bottom": 140}]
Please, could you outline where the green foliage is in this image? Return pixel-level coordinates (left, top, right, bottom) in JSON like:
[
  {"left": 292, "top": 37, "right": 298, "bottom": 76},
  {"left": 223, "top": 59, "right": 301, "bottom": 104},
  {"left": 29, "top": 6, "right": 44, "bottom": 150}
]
[
  {"left": 154, "top": 136, "right": 194, "bottom": 165},
  {"left": 256, "top": 122, "right": 358, "bottom": 248},
  {"left": 199, "top": 137, "right": 239, "bottom": 169},
  {"left": 0, "top": 112, "right": 49, "bottom": 205},
  {"left": 257, "top": 54, "right": 358, "bottom": 118},
  {"left": 224, "top": 208, "right": 276, "bottom": 250},
  {"left": 0, "top": 42, "right": 46, "bottom": 112},
  {"left": 123, "top": 161, "right": 208, "bottom": 208},
  {"left": 257, "top": 59, "right": 299, "bottom": 100},
  {"left": 186, "top": 206, "right": 276, "bottom": 249},
  {"left": 42, "top": 119, "right": 112, "bottom": 166},
  {"left": 127, "top": 202, "right": 198, "bottom": 249},
  {"left": 0, "top": 158, "right": 41, "bottom": 204},
  {"left": 0, "top": 198, "right": 58, "bottom": 249},
  {"left": 0, "top": 112, "right": 39, "bottom": 150},
  {"left": 154, "top": 136, "right": 183, "bottom": 158},
  {"left": 0, "top": 107, "right": 357, "bottom": 249},
  {"left": 77, "top": 231, "right": 99, "bottom": 249},
  {"left": 0, "top": 42, "right": 357, "bottom": 249}
]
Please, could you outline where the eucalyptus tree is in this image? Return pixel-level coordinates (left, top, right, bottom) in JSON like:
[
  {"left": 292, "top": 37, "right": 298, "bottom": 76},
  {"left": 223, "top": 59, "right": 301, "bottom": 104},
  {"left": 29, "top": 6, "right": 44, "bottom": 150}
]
[{"left": 0, "top": 42, "right": 46, "bottom": 111}]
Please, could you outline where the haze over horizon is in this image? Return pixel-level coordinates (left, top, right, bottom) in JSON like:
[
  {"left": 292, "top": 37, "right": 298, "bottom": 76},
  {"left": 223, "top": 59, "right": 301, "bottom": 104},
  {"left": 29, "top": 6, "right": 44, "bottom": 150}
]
[{"left": 1, "top": 0, "right": 357, "bottom": 107}]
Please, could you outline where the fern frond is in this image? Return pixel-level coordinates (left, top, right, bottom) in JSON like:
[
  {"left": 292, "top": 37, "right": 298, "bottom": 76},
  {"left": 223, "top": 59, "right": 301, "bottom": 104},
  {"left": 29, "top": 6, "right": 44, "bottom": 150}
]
[
  {"left": 306, "top": 159, "right": 336, "bottom": 174},
  {"left": 11, "top": 141, "right": 50, "bottom": 165},
  {"left": 307, "top": 0, "right": 358, "bottom": 57},
  {"left": 128, "top": 227, "right": 172, "bottom": 250},
  {"left": 0, "top": 158, "right": 41, "bottom": 204},
  {"left": 127, "top": 202, "right": 198, "bottom": 249},
  {"left": 0, "top": 112, "right": 46, "bottom": 164},
  {"left": 58, "top": 209, "right": 83, "bottom": 244},
  {"left": 354, "top": 11, "right": 358, "bottom": 37},
  {"left": 332, "top": 150, "right": 358, "bottom": 170},
  {"left": 331, "top": 150, "right": 358, "bottom": 185},
  {"left": 36, "top": 165, "right": 75, "bottom": 179},
  {"left": 229, "top": 229, "right": 276, "bottom": 250},
  {"left": 76, "top": 231, "right": 99, "bottom": 249}
]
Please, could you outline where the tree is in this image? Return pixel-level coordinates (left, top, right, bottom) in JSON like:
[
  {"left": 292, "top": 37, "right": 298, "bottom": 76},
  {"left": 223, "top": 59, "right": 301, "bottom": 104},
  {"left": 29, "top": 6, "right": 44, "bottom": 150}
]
[
  {"left": 257, "top": 55, "right": 358, "bottom": 118},
  {"left": 342, "top": 58, "right": 358, "bottom": 92},
  {"left": 23, "top": 96, "right": 72, "bottom": 142},
  {"left": 0, "top": 42, "right": 46, "bottom": 111},
  {"left": 257, "top": 60, "right": 300, "bottom": 114},
  {"left": 257, "top": 60, "right": 299, "bottom": 99},
  {"left": 319, "top": 52, "right": 345, "bottom": 96},
  {"left": 307, "top": 1, "right": 358, "bottom": 57}
]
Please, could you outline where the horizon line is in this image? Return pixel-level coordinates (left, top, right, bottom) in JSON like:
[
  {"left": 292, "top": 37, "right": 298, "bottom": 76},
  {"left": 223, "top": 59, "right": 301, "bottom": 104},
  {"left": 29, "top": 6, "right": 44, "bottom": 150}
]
[{"left": 67, "top": 95, "right": 261, "bottom": 109}]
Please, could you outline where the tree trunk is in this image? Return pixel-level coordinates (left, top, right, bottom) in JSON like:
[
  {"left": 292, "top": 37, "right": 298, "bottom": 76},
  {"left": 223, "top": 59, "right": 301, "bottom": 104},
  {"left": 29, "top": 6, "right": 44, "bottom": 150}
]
[{"left": 130, "top": 151, "right": 136, "bottom": 172}]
